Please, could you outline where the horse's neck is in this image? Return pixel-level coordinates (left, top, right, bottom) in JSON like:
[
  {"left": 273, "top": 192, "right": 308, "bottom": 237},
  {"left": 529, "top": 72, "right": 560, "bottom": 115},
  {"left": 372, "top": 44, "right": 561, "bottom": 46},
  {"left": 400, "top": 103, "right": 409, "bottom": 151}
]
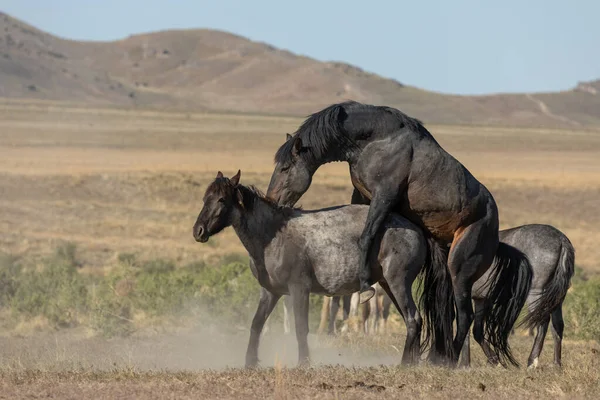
[{"left": 231, "top": 197, "right": 287, "bottom": 261}]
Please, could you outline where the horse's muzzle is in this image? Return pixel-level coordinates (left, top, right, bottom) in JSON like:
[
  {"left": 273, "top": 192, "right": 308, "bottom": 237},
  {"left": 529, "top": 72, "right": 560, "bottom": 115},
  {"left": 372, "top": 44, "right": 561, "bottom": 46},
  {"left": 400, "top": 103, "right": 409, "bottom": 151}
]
[{"left": 193, "top": 225, "right": 209, "bottom": 243}]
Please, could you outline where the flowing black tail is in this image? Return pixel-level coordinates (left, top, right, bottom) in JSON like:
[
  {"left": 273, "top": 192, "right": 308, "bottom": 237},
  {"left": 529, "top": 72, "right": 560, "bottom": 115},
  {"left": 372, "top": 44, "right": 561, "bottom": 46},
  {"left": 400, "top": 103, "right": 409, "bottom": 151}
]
[
  {"left": 482, "top": 242, "right": 533, "bottom": 367},
  {"left": 419, "top": 237, "right": 454, "bottom": 364},
  {"left": 520, "top": 236, "right": 575, "bottom": 330}
]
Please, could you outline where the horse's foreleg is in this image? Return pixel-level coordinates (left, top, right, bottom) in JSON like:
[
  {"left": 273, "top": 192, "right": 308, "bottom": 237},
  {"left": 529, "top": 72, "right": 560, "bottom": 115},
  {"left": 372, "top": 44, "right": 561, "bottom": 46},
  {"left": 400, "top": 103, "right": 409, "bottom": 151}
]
[
  {"left": 328, "top": 296, "right": 341, "bottom": 335},
  {"left": 360, "top": 298, "right": 371, "bottom": 334},
  {"left": 357, "top": 190, "right": 398, "bottom": 303},
  {"left": 318, "top": 296, "right": 331, "bottom": 335},
  {"left": 283, "top": 295, "right": 293, "bottom": 335},
  {"left": 342, "top": 294, "right": 351, "bottom": 320},
  {"left": 246, "top": 288, "right": 281, "bottom": 367},
  {"left": 366, "top": 292, "right": 378, "bottom": 334},
  {"left": 290, "top": 285, "right": 311, "bottom": 367}
]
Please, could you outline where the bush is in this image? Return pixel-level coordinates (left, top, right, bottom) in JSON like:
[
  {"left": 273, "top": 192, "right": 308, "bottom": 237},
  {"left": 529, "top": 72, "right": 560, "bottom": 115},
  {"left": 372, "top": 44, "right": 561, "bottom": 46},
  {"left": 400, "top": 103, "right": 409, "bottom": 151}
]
[
  {"left": 563, "top": 277, "right": 600, "bottom": 341},
  {"left": 89, "top": 254, "right": 262, "bottom": 336},
  {"left": 10, "top": 245, "right": 88, "bottom": 328},
  {"left": 89, "top": 258, "right": 137, "bottom": 337},
  {"left": 2, "top": 245, "right": 598, "bottom": 341},
  {"left": 0, "top": 253, "right": 21, "bottom": 308}
]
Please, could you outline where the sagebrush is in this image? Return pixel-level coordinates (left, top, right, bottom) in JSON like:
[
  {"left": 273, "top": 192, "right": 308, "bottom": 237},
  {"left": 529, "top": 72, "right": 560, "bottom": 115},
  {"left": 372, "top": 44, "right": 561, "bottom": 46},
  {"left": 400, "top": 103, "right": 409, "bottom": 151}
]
[{"left": 0, "top": 244, "right": 598, "bottom": 342}]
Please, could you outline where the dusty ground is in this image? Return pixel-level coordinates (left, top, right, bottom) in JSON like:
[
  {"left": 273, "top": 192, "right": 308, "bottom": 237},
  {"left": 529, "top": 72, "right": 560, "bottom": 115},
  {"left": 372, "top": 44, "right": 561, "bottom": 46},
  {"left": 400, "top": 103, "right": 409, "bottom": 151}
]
[
  {"left": 0, "top": 328, "right": 598, "bottom": 399},
  {"left": 1, "top": 101, "right": 600, "bottom": 398}
]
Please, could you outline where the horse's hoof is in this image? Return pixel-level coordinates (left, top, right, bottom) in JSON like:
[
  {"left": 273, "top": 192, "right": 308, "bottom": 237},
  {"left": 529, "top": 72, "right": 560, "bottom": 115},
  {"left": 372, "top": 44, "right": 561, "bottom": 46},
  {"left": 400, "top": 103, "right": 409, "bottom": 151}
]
[
  {"left": 527, "top": 357, "right": 539, "bottom": 370},
  {"left": 359, "top": 287, "right": 375, "bottom": 304}
]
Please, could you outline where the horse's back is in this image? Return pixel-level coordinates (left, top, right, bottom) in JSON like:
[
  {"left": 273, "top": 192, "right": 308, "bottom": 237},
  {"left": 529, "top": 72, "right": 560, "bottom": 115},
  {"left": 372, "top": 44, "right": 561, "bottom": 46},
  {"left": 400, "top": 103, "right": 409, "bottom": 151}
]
[
  {"left": 473, "top": 224, "right": 570, "bottom": 299},
  {"left": 349, "top": 107, "right": 495, "bottom": 241},
  {"left": 280, "top": 205, "right": 424, "bottom": 295},
  {"left": 292, "top": 204, "right": 420, "bottom": 239}
]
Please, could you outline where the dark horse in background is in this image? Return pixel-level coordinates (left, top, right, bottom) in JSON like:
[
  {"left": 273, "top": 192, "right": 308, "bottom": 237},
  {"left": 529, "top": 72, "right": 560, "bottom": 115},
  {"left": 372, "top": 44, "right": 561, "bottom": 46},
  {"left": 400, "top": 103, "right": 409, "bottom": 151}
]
[{"left": 266, "top": 101, "right": 540, "bottom": 366}]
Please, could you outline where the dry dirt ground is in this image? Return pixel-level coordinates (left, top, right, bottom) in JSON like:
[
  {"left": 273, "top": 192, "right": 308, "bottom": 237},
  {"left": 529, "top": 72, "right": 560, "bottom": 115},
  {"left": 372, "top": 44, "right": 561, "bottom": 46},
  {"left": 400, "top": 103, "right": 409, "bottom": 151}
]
[
  {"left": 1, "top": 100, "right": 600, "bottom": 398},
  {"left": 0, "top": 327, "right": 599, "bottom": 399}
]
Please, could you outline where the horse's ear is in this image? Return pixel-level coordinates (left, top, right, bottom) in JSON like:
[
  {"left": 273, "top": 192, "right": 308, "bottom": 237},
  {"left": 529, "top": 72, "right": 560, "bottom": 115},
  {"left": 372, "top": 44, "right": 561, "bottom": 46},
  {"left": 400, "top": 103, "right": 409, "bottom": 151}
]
[
  {"left": 286, "top": 133, "right": 293, "bottom": 141},
  {"left": 216, "top": 171, "right": 224, "bottom": 179},
  {"left": 292, "top": 137, "right": 303, "bottom": 157},
  {"left": 230, "top": 169, "right": 241, "bottom": 187}
]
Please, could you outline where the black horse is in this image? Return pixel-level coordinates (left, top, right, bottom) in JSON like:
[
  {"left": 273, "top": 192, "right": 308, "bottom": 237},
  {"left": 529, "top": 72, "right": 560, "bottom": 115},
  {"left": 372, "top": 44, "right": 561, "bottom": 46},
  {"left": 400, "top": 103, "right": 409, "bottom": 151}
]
[{"left": 266, "top": 101, "right": 537, "bottom": 366}]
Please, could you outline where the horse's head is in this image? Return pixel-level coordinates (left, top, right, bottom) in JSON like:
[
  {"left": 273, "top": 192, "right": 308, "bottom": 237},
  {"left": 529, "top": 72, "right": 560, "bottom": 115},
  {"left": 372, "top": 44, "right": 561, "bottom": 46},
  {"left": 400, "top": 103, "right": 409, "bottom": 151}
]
[
  {"left": 192, "top": 170, "right": 243, "bottom": 243},
  {"left": 266, "top": 133, "right": 313, "bottom": 207}
]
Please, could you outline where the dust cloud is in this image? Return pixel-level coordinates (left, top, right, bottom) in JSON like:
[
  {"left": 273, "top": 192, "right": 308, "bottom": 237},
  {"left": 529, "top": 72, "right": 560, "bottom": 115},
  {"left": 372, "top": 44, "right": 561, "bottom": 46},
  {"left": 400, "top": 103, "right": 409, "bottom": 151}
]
[{"left": 0, "top": 321, "right": 403, "bottom": 371}]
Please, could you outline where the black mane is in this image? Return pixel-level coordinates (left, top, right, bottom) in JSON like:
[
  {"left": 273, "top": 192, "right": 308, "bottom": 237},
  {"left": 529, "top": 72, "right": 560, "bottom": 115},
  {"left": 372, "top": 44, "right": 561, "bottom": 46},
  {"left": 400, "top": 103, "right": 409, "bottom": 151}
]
[
  {"left": 274, "top": 101, "right": 426, "bottom": 165},
  {"left": 274, "top": 101, "right": 356, "bottom": 165}
]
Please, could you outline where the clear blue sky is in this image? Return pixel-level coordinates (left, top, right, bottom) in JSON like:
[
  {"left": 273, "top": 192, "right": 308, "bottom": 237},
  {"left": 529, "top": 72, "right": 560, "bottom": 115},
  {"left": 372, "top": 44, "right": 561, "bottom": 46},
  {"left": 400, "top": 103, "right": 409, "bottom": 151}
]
[{"left": 2, "top": 0, "right": 598, "bottom": 95}]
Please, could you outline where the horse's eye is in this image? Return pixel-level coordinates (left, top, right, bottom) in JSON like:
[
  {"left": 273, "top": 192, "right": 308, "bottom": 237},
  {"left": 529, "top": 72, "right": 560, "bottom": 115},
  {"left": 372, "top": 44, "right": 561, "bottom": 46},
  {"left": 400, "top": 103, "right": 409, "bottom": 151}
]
[
  {"left": 281, "top": 166, "right": 290, "bottom": 172},
  {"left": 218, "top": 198, "right": 225, "bottom": 203}
]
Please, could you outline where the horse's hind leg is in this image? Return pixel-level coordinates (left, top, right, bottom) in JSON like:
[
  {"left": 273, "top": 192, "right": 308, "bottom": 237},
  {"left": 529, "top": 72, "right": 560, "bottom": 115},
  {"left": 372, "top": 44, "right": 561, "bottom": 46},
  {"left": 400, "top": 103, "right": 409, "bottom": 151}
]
[
  {"left": 379, "top": 278, "right": 421, "bottom": 366},
  {"left": 459, "top": 330, "right": 471, "bottom": 368},
  {"left": 448, "top": 219, "right": 498, "bottom": 365},
  {"left": 472, "top": 299, "right": 500, "bottom": 366},
  {"left": 527, "top": 318, "right": 550, "bottom": 369},
  {"left": 246, "top": 287, "right": 281, "bottom": 367},
  {"left": 550, "top": 306, "right": 565, "bottom": 368},
  {"left": 290, "top": 284, "right": 311, "bottom": 367}
]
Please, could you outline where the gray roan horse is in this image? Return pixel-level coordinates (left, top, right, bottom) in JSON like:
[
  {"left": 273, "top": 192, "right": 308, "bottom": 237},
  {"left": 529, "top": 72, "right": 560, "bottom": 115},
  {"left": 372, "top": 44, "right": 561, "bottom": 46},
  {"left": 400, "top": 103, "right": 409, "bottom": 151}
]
[
  {"left": 266, "top": 101, "right": 536, "bottom": 366},
  {"left": 461, "top": 224, "right": 575, "bottom": 368},
  {"left": 192, "top": 170, "right": 434, "bottom": 366}
]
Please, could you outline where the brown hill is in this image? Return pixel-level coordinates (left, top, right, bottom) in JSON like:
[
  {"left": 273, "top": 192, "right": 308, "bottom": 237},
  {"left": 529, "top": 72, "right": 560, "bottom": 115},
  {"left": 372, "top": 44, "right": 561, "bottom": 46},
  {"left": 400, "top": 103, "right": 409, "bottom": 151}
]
[{"left": 1, "top": 12, "right": 599, "bottom": 127}]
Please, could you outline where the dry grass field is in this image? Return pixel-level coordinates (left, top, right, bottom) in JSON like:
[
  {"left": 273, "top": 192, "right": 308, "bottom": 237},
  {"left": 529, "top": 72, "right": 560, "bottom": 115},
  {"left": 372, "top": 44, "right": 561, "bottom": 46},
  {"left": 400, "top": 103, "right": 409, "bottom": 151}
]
[
  {"left": 0, "top": 329, "right": 598, "bottom": 399},
  {"left": 1, "top": 100, "right": 600, "bottom": 273},
  {"left": 1, "top": 100, "right": 599, "bottom": 398}
]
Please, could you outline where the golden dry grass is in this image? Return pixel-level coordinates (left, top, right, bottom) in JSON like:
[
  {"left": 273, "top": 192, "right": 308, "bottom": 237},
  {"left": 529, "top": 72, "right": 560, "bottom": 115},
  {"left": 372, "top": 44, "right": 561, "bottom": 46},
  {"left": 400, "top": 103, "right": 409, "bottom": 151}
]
[
  {"left": 1, "top": 100, "right": 600, "bottom": 397},
  {"left": 1, "top": 101, "right": 599, "bottom": 272}
]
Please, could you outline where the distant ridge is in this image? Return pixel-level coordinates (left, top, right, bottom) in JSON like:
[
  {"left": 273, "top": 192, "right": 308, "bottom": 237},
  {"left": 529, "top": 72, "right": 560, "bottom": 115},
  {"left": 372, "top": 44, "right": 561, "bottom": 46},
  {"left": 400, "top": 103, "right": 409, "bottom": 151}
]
[{"left": 1, "top": 12, "right": 599, "bottom": 127}]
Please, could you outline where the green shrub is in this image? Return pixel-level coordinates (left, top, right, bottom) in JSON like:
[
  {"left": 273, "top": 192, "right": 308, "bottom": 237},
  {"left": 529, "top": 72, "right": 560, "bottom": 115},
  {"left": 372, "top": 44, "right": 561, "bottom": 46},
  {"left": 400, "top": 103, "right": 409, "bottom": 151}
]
[
  {"left": 10, "top": 244, "right": 88, "bottom": 328},
  {"left": 0, "top": 253, "right": 21, "bottom": 308},
  {"left": 89, "top": 258, "right": 137, "bottom": 337},
  {"left": 563, "top": 277, "right": 600, "bottom": 341},
  {"left": 3, "top": 245, "right": 599, "bottom": 341}
]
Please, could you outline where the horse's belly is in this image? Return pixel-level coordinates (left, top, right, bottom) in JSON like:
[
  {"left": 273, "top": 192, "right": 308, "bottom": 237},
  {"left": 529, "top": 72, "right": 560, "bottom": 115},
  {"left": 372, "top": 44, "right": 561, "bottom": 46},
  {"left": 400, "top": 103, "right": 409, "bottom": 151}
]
[
  {"left": 418, "top": 210, "right": 465, "bottom": 242},
  {"left": 311, "top": 262, "right": 361, "bottom": 295},
  {"left": 310, "top": 279, "right": 361, "bottom": 296}
]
